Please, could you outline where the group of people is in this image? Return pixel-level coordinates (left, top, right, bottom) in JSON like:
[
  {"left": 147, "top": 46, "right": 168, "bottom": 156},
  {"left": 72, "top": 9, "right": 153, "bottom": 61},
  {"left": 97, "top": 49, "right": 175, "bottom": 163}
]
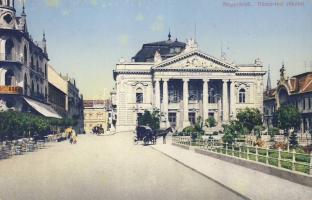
[
  {"left": 92, "top": 125, "right": 104, "bottom": 135},
  {"left": 66, "top": 127, "right": 77, "bottom": 144}
]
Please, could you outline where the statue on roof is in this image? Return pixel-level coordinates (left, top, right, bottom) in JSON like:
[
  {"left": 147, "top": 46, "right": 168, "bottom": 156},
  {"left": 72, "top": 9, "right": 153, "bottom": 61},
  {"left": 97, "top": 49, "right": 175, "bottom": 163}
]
[
  {"left": 154, "top": 50, "right": 162, "bottom": 63},
  {"left": 280, "top": 63, "right": 286, "bottom": 81},
  {"left": 184, "top": 38, "right": 198, "bottom": 52}
]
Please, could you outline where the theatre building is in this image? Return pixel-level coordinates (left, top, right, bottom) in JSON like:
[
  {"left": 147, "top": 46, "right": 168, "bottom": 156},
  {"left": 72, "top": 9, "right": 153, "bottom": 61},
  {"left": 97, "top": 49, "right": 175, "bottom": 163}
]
[{"left": 113, "top": 35, "right": 266, "bottom": 132}]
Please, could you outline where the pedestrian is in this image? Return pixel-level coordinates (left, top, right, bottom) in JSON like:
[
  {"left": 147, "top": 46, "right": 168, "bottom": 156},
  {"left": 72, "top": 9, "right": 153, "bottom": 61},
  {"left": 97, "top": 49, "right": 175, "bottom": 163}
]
[{"left": 71, "top": 128, "right": 77, "bottom": 144}]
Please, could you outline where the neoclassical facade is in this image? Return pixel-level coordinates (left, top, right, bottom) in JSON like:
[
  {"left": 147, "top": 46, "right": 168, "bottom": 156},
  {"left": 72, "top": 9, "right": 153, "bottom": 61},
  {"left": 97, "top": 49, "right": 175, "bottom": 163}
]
[{"left": 113, "top": 36, "right": 266, "bottom": 132}]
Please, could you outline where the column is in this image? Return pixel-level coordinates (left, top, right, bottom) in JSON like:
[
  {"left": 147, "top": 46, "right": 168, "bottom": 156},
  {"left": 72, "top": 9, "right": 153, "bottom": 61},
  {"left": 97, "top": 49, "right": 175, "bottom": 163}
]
[
  {"left": 183, "top": 78, "right": 190, "bottom": 127},
  {"left": 154, "top": 79, "right": 160, "bottom": 110},
  {"left": 222, "top": 79, "right": 229, "bottom": 122},
  {"left": 203, "top": 79, "right": 209, "bottom": 121},
  {"left": 230, "top": 80, "right": 236, "bottom": 120},
  {"left": 162, "top": 79, "right": 169, "bottom": 128}
]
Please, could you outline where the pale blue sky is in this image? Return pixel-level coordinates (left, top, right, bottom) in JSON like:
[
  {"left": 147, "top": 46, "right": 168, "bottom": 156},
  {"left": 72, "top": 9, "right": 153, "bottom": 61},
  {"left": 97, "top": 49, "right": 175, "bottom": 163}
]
[{"left": 18, "top": 0, "right": 312, "bottom": 99}]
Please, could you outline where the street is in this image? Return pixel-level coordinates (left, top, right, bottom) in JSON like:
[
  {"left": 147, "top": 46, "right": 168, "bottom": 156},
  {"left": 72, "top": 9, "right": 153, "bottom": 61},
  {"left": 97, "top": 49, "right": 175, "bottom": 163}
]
[{"left": 0, "top": 133, "right": 243, "bottom": 200}]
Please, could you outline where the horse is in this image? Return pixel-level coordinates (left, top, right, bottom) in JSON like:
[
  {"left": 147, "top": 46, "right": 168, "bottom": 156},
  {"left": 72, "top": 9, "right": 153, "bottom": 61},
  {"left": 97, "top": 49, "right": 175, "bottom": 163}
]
[{"left": 154, "top": 127, "right": 174, "bottom": 143}]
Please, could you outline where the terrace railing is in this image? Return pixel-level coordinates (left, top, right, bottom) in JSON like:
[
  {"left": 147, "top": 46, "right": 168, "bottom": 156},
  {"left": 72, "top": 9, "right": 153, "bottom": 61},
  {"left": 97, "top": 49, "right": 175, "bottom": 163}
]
[{"left": 172, "top": 136, "right": 312, "bottom": 175}]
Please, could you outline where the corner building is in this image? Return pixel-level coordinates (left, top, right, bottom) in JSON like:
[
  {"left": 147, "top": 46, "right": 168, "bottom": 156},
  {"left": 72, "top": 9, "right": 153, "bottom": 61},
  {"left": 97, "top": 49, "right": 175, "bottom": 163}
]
[
  {"left": 0, "top": 1, "right": 61, "bottom": 118},
  {"left": 113, "top": 36, "right": 266, "bottom": 132}
]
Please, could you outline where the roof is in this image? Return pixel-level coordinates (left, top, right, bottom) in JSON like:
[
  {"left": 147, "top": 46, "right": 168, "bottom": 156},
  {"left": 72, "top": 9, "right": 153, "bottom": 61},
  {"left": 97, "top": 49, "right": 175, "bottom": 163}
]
[
  {"left": 83, "top": 100, "right": 111, "bottom": 108},
  {"left": 132, "top": 37, "right": 186, "bottom": 62},
  {"left": 264, "top": 71, "right": 312, "bottom": 99}
]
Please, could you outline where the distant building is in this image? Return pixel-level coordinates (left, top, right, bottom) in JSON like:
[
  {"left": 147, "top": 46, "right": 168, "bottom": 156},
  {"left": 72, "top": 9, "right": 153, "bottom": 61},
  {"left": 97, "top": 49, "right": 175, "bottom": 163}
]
[
  {"left": 83, "top": 100, "right": 110, "bottom": 133},
  {"left": 264, "top": 65, "right": 312, "bottom": 133},
  {"left": 61, "top": 74, "right": 84, "bottom": 133},
  {"left": 0, "top": 1, "right": 61, "bottom": 118}
]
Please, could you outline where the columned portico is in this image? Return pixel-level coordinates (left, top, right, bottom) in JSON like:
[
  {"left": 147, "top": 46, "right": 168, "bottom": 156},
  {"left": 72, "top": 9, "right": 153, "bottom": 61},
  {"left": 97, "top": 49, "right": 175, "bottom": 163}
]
[
  {"left": 154, "top": 79, "right": 160, "bottom": 109},
  {"left": 230, "top": 80, "right": 236, "bottom": 120},
  {"left": 203, "top": 79, "right": 209, "bottom": 121},
  {"left": 222, "top": 80, "right": 229, "bottom": 122},
  {"left": 162, "top": 78, "right": 169, "bottom": 128},
  {"left": 114, "top": 37, "right": 265, "bottom": 132},
  {"left": 183, "top": 78, "right": 190, "bottom": 128}
]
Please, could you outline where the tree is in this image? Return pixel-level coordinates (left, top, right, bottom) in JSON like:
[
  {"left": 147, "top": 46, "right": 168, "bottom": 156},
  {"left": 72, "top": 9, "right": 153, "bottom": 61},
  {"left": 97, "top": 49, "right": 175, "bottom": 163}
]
[
  {"left": 236, "top": 108, "right": 262, "bottom": 133},
  {"left": 222, "top": 120, "right": 248, "bottom": 144},
  {"left": 205, "top": 117, "right": 216, "bottom": 128},
  {"left": 137, "top": 109, "right": 160, "bottom": 130},
  {"left": 272, "top": 105, "right": 300, "bottom": 136}
]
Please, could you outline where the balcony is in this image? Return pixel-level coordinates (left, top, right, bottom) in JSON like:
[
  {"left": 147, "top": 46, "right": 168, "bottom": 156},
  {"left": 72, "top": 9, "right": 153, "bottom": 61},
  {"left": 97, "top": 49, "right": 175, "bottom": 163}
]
[
  {"left": 0, "top": 53, "right": 24, "bottom": 65},
  {"left": 0, "top": 86, "right": 23, "bottom": 95}
]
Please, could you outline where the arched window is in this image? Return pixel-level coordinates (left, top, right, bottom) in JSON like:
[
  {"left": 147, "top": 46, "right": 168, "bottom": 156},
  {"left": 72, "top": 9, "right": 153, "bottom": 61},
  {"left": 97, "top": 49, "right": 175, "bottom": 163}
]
[
  {"left": 5, "top": 70, "right": 14, "bottom": 86},
  {"left": 5, "top": 39, "right": 14, "bottom": 60},
  {"left": 136, "top": 88, "right": 143, "bottom": 103},
  {"left": 23, "top": 45, "right": 28, "bottom": 65},
  {"left": 44, "top": 63, "right": 47, "bottom": 78},
  {"left": 36, "top": 59, "right": 39, "bottom": 72},
  {"left": 24, "top": 74, "right": 28, "bottom": 95},
  {"left": 0, "top": 0, "right": 3, "bottom": 5},
  {"left": 7, "top": 0, "right": 10, "bottom": 6},
  {"left": 31, "top": 81, "right": 34, "bottom": 95},
  {"left": 239, "top": 88, "right": 246, "bottom": 103},
  {"left": 36, "top": 84, "right": 39, "bottom": 94},
  {"left": 31, "top": 56, "right": 34, "bottom": 68}
]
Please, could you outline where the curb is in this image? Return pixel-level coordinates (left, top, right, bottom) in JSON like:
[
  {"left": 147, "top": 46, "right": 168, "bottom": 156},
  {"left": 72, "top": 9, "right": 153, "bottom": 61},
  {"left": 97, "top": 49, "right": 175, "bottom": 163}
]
[{"left": 151, "top": 145, "right": 251, "bottom": 200}]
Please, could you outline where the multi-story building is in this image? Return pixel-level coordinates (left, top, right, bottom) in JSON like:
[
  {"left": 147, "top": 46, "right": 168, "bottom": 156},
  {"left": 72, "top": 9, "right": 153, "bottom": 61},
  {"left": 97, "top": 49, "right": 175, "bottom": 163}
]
[
  {"left": 83, "top": 100, "right": 110, "bottom": 133},
  {"left": 47, "top": 65, "right": 67, "bottom": 117},
  {"left": 113, "top": 35, "right": 266, "bottom": 132},
  {"left": 61, "top": 74, "right": 84, "bottom": 132},
  {"left": 264, "top": 66, "right": 312, "bottom": 133},
  {"left": 0, "top": 1, "right": 60, "bottom": 118}
]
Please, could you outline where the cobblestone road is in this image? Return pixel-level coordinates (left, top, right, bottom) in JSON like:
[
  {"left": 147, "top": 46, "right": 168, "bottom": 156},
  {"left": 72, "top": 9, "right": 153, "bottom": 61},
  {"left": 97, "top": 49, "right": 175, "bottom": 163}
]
[{"left": 0, "top": 133, "right": 243, "bottom": 200}]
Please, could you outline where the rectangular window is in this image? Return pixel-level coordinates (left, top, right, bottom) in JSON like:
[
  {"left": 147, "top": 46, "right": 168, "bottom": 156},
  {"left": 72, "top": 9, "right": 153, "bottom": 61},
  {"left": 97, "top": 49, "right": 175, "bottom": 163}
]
[
  {"left": 309, "top": 98, "right": 311, "bottom": 109},
  {"left": 168, "top": 113, "right": 177, "bottom": 127},
  {"left": 303, "top": 98, "right": 306, "bottom": 110},
  {"left": 188, "top": 112, "right": 196, "bottom": 125},
  {"left": 136, "top": 93, "right": 143, "bottom": 103}
]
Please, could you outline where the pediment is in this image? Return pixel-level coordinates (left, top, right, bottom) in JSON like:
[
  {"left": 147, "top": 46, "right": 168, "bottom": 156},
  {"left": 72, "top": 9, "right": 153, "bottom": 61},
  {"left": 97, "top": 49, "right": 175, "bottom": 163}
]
[{"left": 153, "top": 50, "right": 238, "bottom": 72}]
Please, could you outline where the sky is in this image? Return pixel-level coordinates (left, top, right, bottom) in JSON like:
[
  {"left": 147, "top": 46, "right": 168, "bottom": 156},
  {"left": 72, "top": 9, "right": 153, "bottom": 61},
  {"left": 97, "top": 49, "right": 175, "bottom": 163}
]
[{"left": 16, "top": 0, "right": 312, "bottom": 99}]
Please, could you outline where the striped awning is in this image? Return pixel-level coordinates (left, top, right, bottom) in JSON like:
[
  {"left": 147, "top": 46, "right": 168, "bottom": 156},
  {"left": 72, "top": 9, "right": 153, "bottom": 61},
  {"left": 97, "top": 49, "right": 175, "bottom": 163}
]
[{"left": 24, "top": 97, "right": 62, "bottom": 119}]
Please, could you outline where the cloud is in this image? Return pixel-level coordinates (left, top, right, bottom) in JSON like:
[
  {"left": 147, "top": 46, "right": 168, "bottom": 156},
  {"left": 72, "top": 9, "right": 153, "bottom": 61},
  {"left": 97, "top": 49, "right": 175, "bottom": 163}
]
[
  {"left": 135, "top": 13, "right": 144, "bottom": 22},
  {"left": 119, "top": 34, "right": 129, "bottom": 46},
  {"left": 46, "top": 0, "right": 60, "bottom": 7},
  {"left": 150, "top": 15, "right": 165, "bottom": 32}
]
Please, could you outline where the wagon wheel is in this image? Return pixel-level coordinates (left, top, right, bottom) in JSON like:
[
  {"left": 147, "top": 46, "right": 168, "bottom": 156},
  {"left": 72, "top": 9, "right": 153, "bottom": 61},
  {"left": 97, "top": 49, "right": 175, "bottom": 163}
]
[
  {"left": 133, "top": 136, "right": 138, "bottom": 145},
  {"left": 153, "top": 136, "right": 156, "bottom": 144},
  {"left": 143, "top": 136, "right": 149, "bottom": 145}
]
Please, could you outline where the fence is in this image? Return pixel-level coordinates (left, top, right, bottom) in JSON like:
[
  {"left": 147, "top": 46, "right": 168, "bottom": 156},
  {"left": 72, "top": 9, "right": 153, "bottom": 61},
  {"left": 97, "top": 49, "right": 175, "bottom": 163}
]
[
  {"left": 172, "top": 136, "right": 312, "bottom": 175},
  {"left": 0, "top": 138, "right": 47, "bottom": 160}
]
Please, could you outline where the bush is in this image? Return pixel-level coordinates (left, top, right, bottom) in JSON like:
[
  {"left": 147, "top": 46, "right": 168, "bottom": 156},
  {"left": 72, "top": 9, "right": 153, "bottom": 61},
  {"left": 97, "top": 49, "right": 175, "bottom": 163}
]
[
  {"left": 0, "top": 111, "right": 76, "bottom": 141},
  {"left": 268, "top": 127, "right": 279, "bottom": 137},
  {"left": 205, "top": 117, "right": 216, "bottom": 128},
  {"left": 255, "top": 139, "right": 266, "bottom": 148},
  {"left": 274, "top": 142, "right": 287, "bottom": 150}
]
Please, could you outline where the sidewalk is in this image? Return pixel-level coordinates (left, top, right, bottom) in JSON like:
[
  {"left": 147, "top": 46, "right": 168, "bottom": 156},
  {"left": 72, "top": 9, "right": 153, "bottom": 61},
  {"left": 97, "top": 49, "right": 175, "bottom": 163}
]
[{"left": 153, "top": 137, "right": 312, "bottom": 200}]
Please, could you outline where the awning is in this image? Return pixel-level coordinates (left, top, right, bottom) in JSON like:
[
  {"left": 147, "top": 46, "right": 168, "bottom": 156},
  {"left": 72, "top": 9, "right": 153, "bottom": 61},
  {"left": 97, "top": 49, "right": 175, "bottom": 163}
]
[{"left": 24, "top": 97, "right": 62, "bottom": 119}]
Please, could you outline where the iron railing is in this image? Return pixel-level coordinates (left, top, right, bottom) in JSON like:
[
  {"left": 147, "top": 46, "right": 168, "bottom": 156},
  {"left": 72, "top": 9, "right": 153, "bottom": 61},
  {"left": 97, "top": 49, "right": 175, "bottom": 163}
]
[{"left": 172, "top": 136, "right": 312, "bottom": 175}]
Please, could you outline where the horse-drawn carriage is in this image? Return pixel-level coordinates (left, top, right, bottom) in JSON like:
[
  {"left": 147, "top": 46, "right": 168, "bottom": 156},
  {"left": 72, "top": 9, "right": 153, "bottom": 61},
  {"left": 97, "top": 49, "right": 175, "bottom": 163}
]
[
  {"left": 133, "top": 125, "right": 174, "bottom": 145},
  {"left": 134, "top": 126, "right": 156, "bottom": 145}
]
